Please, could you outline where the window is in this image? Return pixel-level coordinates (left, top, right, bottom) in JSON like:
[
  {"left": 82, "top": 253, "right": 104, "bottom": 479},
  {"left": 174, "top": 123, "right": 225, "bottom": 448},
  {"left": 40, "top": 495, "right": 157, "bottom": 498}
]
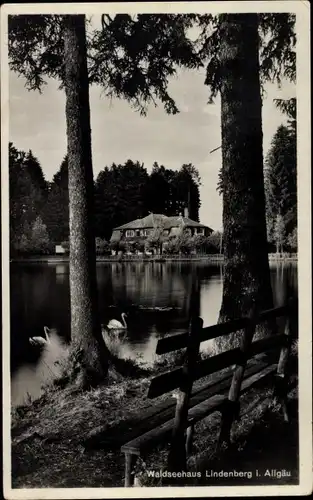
[
  {"left": 144, "top": 229, "right": 151, "bottom": 236},
  {"left": 125, "top": 230, "right": 135, "bottom": 237},
  {"left": 198, "top": 228, "right": 205, "bottom": 235}
]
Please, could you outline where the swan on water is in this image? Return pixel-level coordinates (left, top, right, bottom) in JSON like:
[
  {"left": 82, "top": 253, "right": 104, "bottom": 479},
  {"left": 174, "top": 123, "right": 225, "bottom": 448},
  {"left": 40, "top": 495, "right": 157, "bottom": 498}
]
[
  {"left": 106, "top": 313, "right": 128, "bottom": 330},
  {"left": 29, "top": 326, "right": 51, "bottom": 346}
]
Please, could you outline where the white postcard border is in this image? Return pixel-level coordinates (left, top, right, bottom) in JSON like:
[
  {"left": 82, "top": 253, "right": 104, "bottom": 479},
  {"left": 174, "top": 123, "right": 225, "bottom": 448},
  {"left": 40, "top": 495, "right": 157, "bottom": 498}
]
[{"left": 1, "top": 2, "right": 311, "bottom": 498}]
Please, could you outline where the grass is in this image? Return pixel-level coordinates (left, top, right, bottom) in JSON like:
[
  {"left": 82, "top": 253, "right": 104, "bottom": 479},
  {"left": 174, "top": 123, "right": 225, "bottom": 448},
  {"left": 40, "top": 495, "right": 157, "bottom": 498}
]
[
  {"left": 134, "top": 383, "right": 298, "bottom": 487},
  {"left": 11, "top": 344, "right": 299, "bottom": 489},
  {"left": 11, "top": 374, "right": 150, "bottom": 487}
]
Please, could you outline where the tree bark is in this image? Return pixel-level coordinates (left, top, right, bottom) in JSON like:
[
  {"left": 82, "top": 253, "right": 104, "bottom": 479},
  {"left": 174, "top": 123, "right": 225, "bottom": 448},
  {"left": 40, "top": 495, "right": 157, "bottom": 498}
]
[
  {"left": 218, "top": 15, "right": 273, "bottom": 331},
  {"left": 63, "top": 15, "right": 108, "bottom": 387}
]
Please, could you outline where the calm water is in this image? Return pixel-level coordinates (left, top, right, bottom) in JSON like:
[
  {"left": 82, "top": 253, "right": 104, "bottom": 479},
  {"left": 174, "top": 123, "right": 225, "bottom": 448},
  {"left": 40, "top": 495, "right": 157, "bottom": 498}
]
[{"left": 10, "top": 261, "right": 297, "bottom": 406}]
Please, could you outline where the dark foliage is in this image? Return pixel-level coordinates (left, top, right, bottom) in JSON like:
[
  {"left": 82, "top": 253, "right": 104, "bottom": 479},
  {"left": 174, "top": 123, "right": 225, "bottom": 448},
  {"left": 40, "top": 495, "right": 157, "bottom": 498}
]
[{"left": 265, "top": 125, "right": 297, "bottom": 250}]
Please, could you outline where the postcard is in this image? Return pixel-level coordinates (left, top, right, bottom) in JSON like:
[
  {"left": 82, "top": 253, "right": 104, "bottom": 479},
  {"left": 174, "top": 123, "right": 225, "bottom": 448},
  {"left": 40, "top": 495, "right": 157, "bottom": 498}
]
[{"left": 1, "top": 1, "right": 311, "bottom": 498}]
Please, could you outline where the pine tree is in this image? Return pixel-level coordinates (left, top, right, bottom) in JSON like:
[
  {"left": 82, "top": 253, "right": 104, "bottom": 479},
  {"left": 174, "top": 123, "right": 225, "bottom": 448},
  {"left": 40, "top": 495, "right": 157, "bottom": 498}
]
[
  {"left": 9, "top": 12, "right": 200, "bottom": 386},
  {"left": 9, "top": 142, "right": 48, "bottom": 254},
  {"left": 273, "top": 213, "right": 285, "bottom": 254},
  {"left": 94, "top": 160, "right": 149, "bottom": 240},
  {"left": 265, "top": 124, "right": 297, "bottom": 250},
  {"left": 9, "top": 12, "right": 297, "bottom": 377},
  {"left": 174, "top": 164, "right": 201, "bottom": 221},
  {"left": 209, "top": 14, "right": 273, "bottom": 320},
  {"left": 63, "top": 15, "right": 108, "bottom": 386},
  {"left": 43, "top": 155, "right": 69, "bottom": 243},
  {"left": 196, "top": 12, "right": 296, "bottom": 323},
  {"left": 144, "top": 163, "right": 174, "bottom": 216},
  {"left": 30, "top": 216, "right": 50, "bottom": 253}
]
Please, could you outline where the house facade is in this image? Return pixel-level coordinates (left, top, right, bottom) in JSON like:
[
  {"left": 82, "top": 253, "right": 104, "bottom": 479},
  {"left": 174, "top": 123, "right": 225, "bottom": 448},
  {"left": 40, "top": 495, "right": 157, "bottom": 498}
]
[{"left": 110, "top": 209, "right": 213, "bottom": 252}]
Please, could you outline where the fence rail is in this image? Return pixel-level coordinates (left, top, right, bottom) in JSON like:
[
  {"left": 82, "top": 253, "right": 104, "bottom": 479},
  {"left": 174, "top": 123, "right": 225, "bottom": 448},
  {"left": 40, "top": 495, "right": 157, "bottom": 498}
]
[
  {"left": 11, "top": 253, "right": 297, "bottom": 263},
  {"left": 97, "top": 253, "right": 224, "bottom": 261},
  {"left": 268, "top": 252, "right": 298, "bottom": 260}
]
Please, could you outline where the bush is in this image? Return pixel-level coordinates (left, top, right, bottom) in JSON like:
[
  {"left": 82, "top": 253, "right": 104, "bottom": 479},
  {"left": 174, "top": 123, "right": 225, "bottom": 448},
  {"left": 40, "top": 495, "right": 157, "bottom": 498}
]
[
  {"left": 287, "top": 227, "right": 297, "bottom": 252},
  {"left": 124, "top": 240, "right": 144, "bottom": 253},
  {"left": 206, "top": 231, "right": 223, "bottom": 253},
  {"left": 13, "top": 217, "right": 51, "bottom": 255},
  {"left": 118, "top": 241, "right": 127, "bottom": 253},
  {"left": 192, "top": 234, "right": 207, "bottom": 252},
  {"left": 163, "top": 238, "right": 177, "bottom": 255},
  {"left": 61, "top": 240, "right": 69, "bottom": 254},
  {"left": 95, "top": 237, "right": 110, "bottom": 255},
  {"left": 31, "top": 216, "right": 50, "bottom": 253},
  {"left": 109, "top": 240, "right": 120, "bottom": 253},
  {"left": 163, "top": 231, "right": 224, "bottom": 255},
  {"left": 162, "top": 231, "right": 194, "bottom": 255}
]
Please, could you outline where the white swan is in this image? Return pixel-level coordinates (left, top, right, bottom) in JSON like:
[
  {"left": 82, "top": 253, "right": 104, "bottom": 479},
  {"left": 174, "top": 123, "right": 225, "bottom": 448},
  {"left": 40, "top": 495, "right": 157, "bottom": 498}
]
[
  {"left": 29, "top": 326, "right": 51, "bottom": 346},
  {"left": 106, "top": 313, "right": 128, "bottom": 330}
]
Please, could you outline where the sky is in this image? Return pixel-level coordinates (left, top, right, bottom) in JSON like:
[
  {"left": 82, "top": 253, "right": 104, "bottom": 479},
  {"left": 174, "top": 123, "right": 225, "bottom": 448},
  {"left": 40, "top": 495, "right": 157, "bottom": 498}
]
[{"left": 9, "top": 37, "right": 295, "bottom": 231}]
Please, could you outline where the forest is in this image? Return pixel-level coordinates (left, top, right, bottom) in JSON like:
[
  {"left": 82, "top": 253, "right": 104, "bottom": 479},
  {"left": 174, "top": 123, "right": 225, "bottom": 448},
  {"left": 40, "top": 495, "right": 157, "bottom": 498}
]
[
  {"left": 8, "top": 11, "right": 298, "bottom": 386},
  {"left": 9, "top": 144, "right": 208, "bottom": 255},
  {"left": 6, "top": 12, "right": 305, "bottom": 489},
  {"left": 9, "top": 116, "right": 296, "bottom": 257},
  {"left": 264, "top": 120, "right": 297, "bottom": 253}
]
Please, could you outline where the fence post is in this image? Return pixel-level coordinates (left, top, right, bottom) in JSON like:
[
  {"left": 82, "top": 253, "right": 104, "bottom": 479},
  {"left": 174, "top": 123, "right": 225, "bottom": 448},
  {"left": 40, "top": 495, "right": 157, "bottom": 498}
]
[
  {"left": 167, "top": 316, "right": 203, "bottom": 473},
  {"left": 274, "top": 301, "right": 294, "bottom": 422},
  {"left": 217, "top": 306, "right": 257, "bottom": 451}
]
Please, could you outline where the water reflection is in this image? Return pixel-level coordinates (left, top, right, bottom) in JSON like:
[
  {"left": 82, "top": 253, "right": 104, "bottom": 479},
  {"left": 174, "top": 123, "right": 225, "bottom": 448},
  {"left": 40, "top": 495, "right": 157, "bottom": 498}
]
[
  {"left": 10, "top": 261, "right": 297, "bottom": 406},
  {"left": 55, "top": 264, "right": 69, "bottom": 284}
]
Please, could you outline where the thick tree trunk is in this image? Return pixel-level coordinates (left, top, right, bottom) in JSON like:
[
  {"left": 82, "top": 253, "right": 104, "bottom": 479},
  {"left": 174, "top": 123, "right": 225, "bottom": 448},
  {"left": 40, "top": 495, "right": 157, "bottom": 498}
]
[
  {"left": 63, "top": 15, "right": 108, "bottom": 387},
  {"left": 218, "top": 15, "right": 273, "bottom": 332}
]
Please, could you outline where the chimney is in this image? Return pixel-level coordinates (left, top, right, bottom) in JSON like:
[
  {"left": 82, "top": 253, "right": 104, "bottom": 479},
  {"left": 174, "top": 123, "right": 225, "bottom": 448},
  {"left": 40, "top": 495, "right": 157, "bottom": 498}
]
[{"left": 184, "top": 207, "right": 189, "bottom": 219}]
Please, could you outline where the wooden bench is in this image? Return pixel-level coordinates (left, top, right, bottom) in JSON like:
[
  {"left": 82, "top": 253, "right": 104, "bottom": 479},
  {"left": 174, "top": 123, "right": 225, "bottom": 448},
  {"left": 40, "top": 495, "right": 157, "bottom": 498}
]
[{"left": 121, "top": 300, "right": 296, "bottom": 486}]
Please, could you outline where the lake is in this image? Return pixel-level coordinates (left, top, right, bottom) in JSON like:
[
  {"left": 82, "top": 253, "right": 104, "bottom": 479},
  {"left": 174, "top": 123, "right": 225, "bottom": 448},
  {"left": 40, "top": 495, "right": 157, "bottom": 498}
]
[{"left": 10, "top": 261, "right": 297, "bottom": 407}]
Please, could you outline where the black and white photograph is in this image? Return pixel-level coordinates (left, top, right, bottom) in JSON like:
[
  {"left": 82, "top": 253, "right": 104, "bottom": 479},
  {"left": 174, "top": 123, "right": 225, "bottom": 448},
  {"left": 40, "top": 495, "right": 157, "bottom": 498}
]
[{"left": 1, "top": 1, "right": 311, "bottom": 497}]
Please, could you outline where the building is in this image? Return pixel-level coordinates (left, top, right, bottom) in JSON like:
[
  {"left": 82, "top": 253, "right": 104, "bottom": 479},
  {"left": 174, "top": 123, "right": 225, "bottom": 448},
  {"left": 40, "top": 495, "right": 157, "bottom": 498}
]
[
  {"left": 55, "top": 244, "right": 66, "bottom": 255},
  {"left": 110, "top": 208, "right": 213, "bottom": 251}
]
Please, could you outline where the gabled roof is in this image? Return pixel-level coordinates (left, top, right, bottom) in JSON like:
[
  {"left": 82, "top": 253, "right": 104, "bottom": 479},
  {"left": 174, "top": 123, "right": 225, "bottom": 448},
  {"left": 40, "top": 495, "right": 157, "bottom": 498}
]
[
  {"left": 114, "top": 213, "right": 212, "bottom": 231},
  {"left": 166, "top": 216, "right": 209, "bottom": 229},
  {"left": 115, "top": 214, "right": 167, "bottom": 230}
]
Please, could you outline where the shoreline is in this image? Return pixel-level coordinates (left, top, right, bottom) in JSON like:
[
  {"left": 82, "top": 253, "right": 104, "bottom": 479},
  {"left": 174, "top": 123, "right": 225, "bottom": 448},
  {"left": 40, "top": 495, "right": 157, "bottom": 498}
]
[{"left": 10, "top": 254, "right": 297, "bottom": 264}]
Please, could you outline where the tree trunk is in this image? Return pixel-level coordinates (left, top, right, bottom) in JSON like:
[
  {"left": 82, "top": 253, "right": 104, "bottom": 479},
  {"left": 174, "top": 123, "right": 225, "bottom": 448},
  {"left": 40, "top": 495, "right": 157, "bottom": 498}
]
[
  {"left": 218, "top": 15, "right": 273, "bottom": 332},
  {"left": 63, "top": 15, "right": 108, "bottom": 387}
]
